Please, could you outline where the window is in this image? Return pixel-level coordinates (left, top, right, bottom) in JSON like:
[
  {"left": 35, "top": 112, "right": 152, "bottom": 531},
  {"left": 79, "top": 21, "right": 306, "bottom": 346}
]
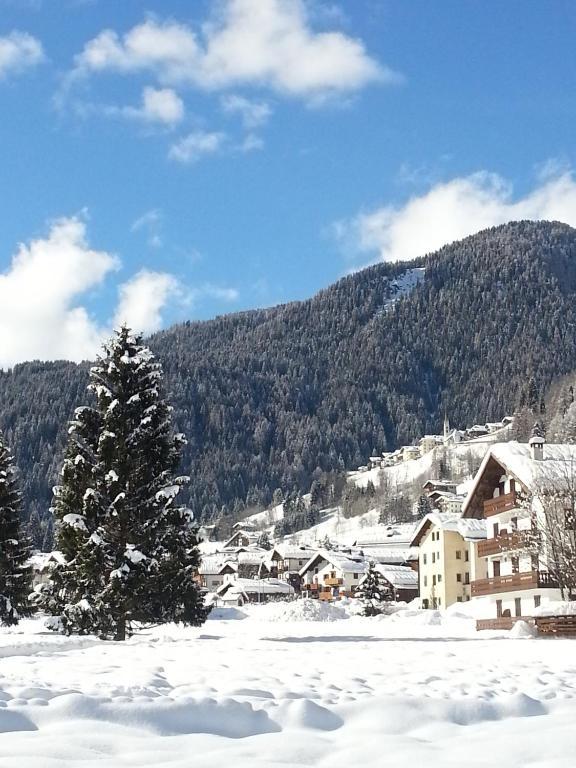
[
  {"left": 456, "top": 573, "right": 462, "bottom": 582},
  {"left": 493, "top": 522, "right": 499, "bottom": 538},
  {"left": 423, "top": 554, "right": 427, "bottom": 565},
  {"left": 515, "top": 597, "right": 522, "bottom": 617},
  {"left": 438, "top": 598, "right": 442, "bottom": 606},
  {"left": 465, "top": 550, "right": 469, "bottom": 562},
  {"left": 353, "top": 573, "right": 358, "bottom": 579},
  {"left": 457, "top": 596, "right": 462, "bottom": 602},
  {"left": 298, "top": 560, "right": 303, "bottom": 566},
  {"left": 438, "top": 574, "right": 442, "bottom": 583},
  {"left": 437, "top": 552, "right": 441, "bottom": 561},
  {"left": 464, "top": 573, "right": 470, "bottom": 585},
  {"left": 432, "top": 553, "right": 436, "bottom": 564},
  {"left": 511, "top": 557, "right": 519, "bottom": 575},
  {"left": 456, "top": 550, "right": 462, "bottom": 560},
  {"left": 534, "top": 595, "right": 541, "bottom": 608},
  {"left": 496, "top": 599, "right": 503, "bottom": 618},
  {"left": 423, "top": 576, "right": 428, "bottom": 587},
  {"left": 432, "top": 575, "right": 437, "bottom": 586}
]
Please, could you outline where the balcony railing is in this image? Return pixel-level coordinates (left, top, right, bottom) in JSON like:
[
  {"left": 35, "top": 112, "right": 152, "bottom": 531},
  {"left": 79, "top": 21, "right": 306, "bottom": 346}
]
[
  {"left": 471, "top": 570, "right": 559, "bottom": 596},
  {"left": 323, "top": 577, "right": 343, "bottom": 586},
  {"left": 478, "top": 530, "right": 533, "bottom": 558},
  {"left": 483, "top": 492, "right": 518, "bottom": 518}
]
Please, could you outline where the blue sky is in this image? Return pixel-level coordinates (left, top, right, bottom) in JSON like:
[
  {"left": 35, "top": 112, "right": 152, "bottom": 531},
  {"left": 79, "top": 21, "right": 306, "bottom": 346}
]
[{"left": 0, "top": 0, "right": 576, "bottom": 365}]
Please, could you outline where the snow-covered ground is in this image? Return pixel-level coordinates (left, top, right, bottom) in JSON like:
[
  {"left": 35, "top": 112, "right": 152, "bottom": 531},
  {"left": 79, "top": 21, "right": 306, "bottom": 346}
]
[{"left": 1, "top": 602, "right": 575, "bottom": 767}]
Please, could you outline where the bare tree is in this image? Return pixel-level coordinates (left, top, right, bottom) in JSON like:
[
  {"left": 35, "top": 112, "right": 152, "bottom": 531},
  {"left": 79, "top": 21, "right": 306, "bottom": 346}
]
[{"left": 520, "top": 457, "right": 576, "bottom": 601}]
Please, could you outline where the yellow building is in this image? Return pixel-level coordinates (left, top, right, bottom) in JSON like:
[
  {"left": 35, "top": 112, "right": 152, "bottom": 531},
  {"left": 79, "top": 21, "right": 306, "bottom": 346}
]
[{"left": 411, "top": 512, "right": 487, "bottom": 609}]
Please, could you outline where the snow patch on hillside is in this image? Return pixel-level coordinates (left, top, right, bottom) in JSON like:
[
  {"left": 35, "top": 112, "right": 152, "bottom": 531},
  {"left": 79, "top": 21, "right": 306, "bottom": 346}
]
[{"left": 383, "top": 267, "right": 426, "bottom": 311}]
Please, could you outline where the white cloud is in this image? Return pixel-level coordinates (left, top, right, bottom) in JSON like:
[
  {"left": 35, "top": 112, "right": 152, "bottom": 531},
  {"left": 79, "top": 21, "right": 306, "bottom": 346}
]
[
  {"left": 131, "top": 209, "right": 163, "bottom": 248},
  {"left": 71, "top": 0, "right": 391, "bottom": 99},
  {"left": 137, "top": 86, "right": 184, "bottom": 124},
  {"left": 100, "top": 86, "right": 184, "bottom": 126},
  {"left": 0, "top": 217, "right": 183, "bottom": 367},
  {"left": 221, "top": 94, "right": 272, "bottom": 128},
  {"left": 193, "top": 283, "right": 240, "bottom": 303},
  {"left": 0, "top": 31, "right": 44, "bottom": 79},
  {"left": 114, "top": 269, "right": 179, "bottom": 334},
  {"left": 337, "top": 169, "right": 576, "bottom": 263},
  {"left": 0, "top": 217, "right": 117, "bottom": 367},
  {"left": 168, "top": 130, "right": 226, "bottom": 164}
]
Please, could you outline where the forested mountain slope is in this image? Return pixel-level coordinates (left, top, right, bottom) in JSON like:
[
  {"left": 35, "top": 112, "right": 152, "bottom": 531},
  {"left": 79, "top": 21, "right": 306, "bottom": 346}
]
[{"left": 2, "top": 220, "right": 576, "bottom": 537}]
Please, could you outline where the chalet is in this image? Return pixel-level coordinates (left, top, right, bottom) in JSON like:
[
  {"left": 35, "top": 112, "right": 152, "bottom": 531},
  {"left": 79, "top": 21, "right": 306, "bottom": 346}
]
[
  {"left": 358, "top": 564, "right": 419, "bottom": 603},
  {"left": 222, "top": 529, "right": 260, "bottom": 549},
  {"left": 27, "top": 551, "right": 66, "bottom": 588},
  {"left": 268, "top": 545, "right": 316, "bottom": 582},
  {"left": 433, "top": 492, "right": 466, "bottom": 515},
  {"left": 462, "top": 435, "right": 574, "bottom": 628},
  {"left": 368, "top": 456, "right": 383, "bottom": 469},
  {"left": 299, "top": 550, "right": 367, "bottom": 600},
  {"left": 411, "top": 512, "right": 487, "bottom": 609},
  {"left": 237, "top": 549, "right": 269, "bottom": 579},
  {"left": 198, "top": 555, "right": 231, "bottom": 591},
  {"left": 422, "top": 480, "right": 458, "bottom": 495},
  {"left": 216, "top": 578, "right": 295, "bottom": 606}
]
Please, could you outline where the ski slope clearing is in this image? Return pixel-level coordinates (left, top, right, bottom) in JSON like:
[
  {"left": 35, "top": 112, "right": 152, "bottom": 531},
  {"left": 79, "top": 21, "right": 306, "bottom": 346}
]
[{"left": 0, "top": 604, "right": 575, "bottom": 767}]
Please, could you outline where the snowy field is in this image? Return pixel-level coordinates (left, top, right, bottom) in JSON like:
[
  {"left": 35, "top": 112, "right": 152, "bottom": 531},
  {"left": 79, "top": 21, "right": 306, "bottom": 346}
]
[{"left": 0, "top": 602, "right": 575, "bottom": 767}]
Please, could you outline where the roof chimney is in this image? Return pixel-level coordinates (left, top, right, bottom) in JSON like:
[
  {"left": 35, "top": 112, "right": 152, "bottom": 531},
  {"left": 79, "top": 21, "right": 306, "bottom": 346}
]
[{"left": 529, "top": 422, "right": 545, "bottom": 461}]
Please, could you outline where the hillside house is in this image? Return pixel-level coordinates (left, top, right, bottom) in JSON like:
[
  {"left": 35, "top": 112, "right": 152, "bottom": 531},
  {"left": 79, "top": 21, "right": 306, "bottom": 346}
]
[
  {"left": 411, "top": 512, "right": 487, "bottom": 609},
  {"left": 462, "top": 436, "right": 573, "bottom": 628},
  {"left": 223, "top": 530, "right": 261, "bottom": 549},
  {"left": 419, "top": 435, "right": 443, "bottom": 456},
  {"left": 299, "top": 550, "right": 367, "bottom": 600},
  {"left": 402, "top": 446, "right": 421, "bottom": 462},
  {"left": 433, "top": 492, "right": 466, "bottom": 515},
  {"left": 422, "top": 480, "right": 458, "bottom": 495}
]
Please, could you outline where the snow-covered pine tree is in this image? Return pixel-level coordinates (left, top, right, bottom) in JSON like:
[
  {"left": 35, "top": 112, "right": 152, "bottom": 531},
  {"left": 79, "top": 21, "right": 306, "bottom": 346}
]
[
  {"left": 416, "top": 495, "right": 432, "bottom": 519},
  {"left": 0, "top": 431, "right": 33, "bottom": 626},
  {"left": 355, "top": 562, "right": 392, "bottom": 616},
  {"left": 40, "top": 327, "right": 208, "bottom": 640},
  {"left": 257, "top": 531, "right": 272, "bottom": 550}
]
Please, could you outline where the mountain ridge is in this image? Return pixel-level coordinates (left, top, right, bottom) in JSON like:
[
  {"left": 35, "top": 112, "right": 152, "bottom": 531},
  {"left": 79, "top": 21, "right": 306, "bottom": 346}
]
[{"left": 2, "top": 219, "right": 576, "bottom": 542}]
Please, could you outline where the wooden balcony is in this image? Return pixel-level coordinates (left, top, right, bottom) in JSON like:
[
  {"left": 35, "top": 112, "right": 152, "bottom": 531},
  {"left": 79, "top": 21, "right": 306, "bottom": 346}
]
[
  {"left": 318, "top": 590, "right": 334, "bottom": 601},
  {"left": 471, "top": 570, "right": 559, "bottom": 596},
  {"left": 303, "top": 582, "right": 319, "bottom": 591},
  {"left": 483, "top": 491, "right": 518, "bottom": 518},
  {"left": 323, "top": 577, "right": 343, "bottom": 586},
  {"left": 478, "top": 531, "right": 532, "bottom": 558}
]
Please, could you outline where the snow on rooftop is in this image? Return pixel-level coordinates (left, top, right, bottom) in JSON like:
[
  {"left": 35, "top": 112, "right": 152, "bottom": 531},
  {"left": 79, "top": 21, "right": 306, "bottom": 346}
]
[
  {"left": 373, "top": 564, "right": 419, "bottom": 589},
  {"left": 463, "top": 441, "right": 576, "bottom": 517},
  {"left": 218, "top": 578, "right": 295, "bottom": 596},
  {"left": 411, "top": 512, "right": 486, "bottom": 545}
]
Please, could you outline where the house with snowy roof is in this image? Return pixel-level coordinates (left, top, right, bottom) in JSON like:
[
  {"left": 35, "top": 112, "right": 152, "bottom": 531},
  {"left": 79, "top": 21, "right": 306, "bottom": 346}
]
[
  {"left": 299, "top": 550, "right": 368, "bottom": 601},
  {"left": 216, "top": 577, "right": 295, "bottom": 606},
  {"left": 268, "top": 545, "right": 317, "bottom": 582},
  {"left": 419, "top": 435, "right": 444, "bottom": 456},
  {"left": 222, "top": 529, "right": 261, "bottom": 549},
  {"left": 411, "top": 511, "right": 487, "bottom": 609},
  {"left": 27, "top": 551, "right": 66, "bottom": 588},
  {"left": 358, "top": 564, "right": 419, "bottom": 603},
  {"left": 462, "top": 432, "right": 573, "bottom": 628}
]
